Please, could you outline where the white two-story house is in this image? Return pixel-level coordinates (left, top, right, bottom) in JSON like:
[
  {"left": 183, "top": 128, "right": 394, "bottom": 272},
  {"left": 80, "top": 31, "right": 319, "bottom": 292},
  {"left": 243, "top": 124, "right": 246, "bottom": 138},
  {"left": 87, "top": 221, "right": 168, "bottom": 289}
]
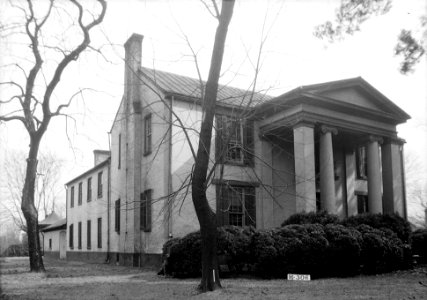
[{"left": 65, "top": 33, "right": 410, "bottom": 266}]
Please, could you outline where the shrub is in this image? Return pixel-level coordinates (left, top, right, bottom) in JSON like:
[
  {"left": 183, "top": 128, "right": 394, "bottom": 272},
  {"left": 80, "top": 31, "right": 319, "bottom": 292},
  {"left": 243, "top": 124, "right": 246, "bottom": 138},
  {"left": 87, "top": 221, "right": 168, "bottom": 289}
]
[
  {"left": 217, "top": 226, "right": 255, "bottom": 274},
  {"left": 324, "top": 224, "right": 362, "bottom": 277},
  {"left": 1, "top": 244, "right": 29, "bottom": 257},
  {"left": 412, "top": 228, "right": 427, "bottom": 262},
  {"left": 342, "top": 213, "right": 411, "bottom": 243},
  {"left": 281, "top": 211, "right": 340, "bottom": 227},
  {"left": 356, "top": 224, "right": 410, "bottom": 274},
  {"left": 253, "top": 224, "right": 329, "bottom": 278},
  {"left": 165, "top": 231, "right": 202, "bottom": 277}
]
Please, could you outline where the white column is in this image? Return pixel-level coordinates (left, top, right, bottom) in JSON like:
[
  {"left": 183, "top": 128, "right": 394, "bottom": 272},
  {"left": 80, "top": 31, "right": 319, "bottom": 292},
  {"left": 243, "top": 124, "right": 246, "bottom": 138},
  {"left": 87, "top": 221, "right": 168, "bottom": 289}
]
[
  {"left": 319, "top": 125, "right": 337, "bottom": 213},
  {"left": 293, "top": 123, "right": 316, "bottom": 212},
  {"left": 367, "top": 135, "right": 383, "bottom": 214},
  {"left": 381, "top": 139, "right": 404, "bottom": 215}
]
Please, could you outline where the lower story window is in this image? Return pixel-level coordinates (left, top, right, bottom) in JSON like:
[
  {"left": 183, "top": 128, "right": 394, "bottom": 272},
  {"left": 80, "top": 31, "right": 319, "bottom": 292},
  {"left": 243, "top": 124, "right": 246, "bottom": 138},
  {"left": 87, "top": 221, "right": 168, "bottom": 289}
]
[
  {"left": 357, "top": 194, "right": 368, "bottom": 214},
  {"left": 217, "top": 185, "right": 256, "bottom": 227}
]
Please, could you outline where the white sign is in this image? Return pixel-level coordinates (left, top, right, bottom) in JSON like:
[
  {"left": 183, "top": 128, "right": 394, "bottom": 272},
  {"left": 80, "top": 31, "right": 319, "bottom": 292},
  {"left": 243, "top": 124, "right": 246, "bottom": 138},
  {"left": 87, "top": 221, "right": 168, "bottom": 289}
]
[{"left": 287, "top": 274, "right": 311, "bottom": 281}]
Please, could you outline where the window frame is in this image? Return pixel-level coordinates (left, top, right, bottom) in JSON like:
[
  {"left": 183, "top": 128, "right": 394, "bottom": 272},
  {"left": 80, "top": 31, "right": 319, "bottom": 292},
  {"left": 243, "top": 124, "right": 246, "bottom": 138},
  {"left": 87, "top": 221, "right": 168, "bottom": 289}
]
[
  {"left": 87, "top": 177, "right": 92, "bottom": 202},
  {"left": 144, "top": 113, "right": 152, "bottom": 156},
  {"left": 97, "top": 171, "right": 103, "bottom": 198},
  {"left": 216, "top": 115, "right": 254, "bottom": 166},
  {"left": 78, "top": 182, "right": 82, "bottom": 205},
  {"left": 217, "top": 184, "right": 256, "bottom": 227},
  {"left": 140, "top": 189, "right": 152, "bottom": 232},
  {"left": 97, "top": 217, "right": 102, "bottom": 249},
  {"left": 115, "top": 199, "right": 120, "bottom": 233},
  {"left": 356, "top": 146, "right": 368, "bottom": 180},
  {"left": 118, "top": 133, "right": 121, "bottom": 169},
  {"left": 70, "top": 186, "right": 74, "bottom": 208},
  {"left": 87, "top": 220, "right": 91, "bottom": 250},
  {"left": 69, "top": 224, "right": 74, "bottom": 249},
  {"left": 78, "top": 222, "right": 82, "bottom": 249}
]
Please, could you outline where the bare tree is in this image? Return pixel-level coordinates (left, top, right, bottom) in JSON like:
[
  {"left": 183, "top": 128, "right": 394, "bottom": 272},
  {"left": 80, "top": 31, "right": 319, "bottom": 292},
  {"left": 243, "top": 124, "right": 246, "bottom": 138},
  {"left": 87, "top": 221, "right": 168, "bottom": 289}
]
[
  {"left": 0, "top": 0, "right": 106, "bottom": 272},
  {"left": 314, "top": 0, "right": 425, "bottom": 73},
  {"left": 190, "top": 0, "right": 235, "bottom": 291},
  {"left": 2, "top": 151, "right": 64, "bottom": 231}
]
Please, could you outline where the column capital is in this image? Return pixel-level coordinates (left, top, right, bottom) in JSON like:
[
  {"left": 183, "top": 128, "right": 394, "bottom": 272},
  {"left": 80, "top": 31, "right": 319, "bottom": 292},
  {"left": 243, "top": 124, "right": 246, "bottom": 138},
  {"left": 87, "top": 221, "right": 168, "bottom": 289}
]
[
  {"left": 382, "top": 136, "right": 406, "bottom": 145},
  {"left": 293, "top": 121, "right": 315, "bottom": 129},
  {"left": 320, "top": 125, "right": 338, "bottom": 135},
  {"left": 367, "top": 135, "right": 383, "bottom": 144}
]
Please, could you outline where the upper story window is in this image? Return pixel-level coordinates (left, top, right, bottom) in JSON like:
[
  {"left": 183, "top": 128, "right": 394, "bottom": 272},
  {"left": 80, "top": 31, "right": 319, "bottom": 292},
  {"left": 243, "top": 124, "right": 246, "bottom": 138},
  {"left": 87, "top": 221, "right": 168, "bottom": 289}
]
[
  {"left": 87, "top": 177, "right": 92, "bottom": 202},
  {"left": 216, "top": 115, "right": 254, "bottom": 166},
  {"left": 217, "top": 184, "right": 256, "bottom": 227},
  {"left": 118, "top": 133, "right": 121, "bottom": 169},
  {"left": 97, "top": 171, "right": 103, "bottom": 198},
  {"left": 78, "top": 182, "right": 82, "bottom": 206},
  {"left": 144, "top": 114, "right": 152, "bottom": 155},
  {"left": 356, "top": 146, "right": 367, "bottom": 179},
  {"left": 70, "top": 186, "right": 74, "bottom": 208}
]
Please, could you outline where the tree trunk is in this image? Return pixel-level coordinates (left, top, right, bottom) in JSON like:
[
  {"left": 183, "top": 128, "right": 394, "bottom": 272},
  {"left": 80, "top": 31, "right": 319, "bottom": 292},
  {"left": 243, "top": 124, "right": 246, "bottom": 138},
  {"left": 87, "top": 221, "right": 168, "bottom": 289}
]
[
  {"left": 191, "top": 0, "right": 235, "bottom": 292},
  {"left": 21, "top": 135, "right": 45, "bottom": 272}
]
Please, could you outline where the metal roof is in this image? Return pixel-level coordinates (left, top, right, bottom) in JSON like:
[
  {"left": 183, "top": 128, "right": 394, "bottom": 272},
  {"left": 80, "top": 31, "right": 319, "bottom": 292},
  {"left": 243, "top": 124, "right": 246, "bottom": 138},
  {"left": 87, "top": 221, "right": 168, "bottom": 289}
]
[
  {"left": 41, "top": 218, "right": 66, "bottom": 232},
  {"left": 140, "top": 67, "right": 272, "bottom": 107}
]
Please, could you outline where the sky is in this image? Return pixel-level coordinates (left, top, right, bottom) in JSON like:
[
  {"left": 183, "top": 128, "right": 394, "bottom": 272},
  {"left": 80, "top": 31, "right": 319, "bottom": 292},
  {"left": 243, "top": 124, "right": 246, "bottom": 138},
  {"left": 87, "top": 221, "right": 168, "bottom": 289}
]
[{"left": 0, "top": 0, "right": 426, "bottom": 224}]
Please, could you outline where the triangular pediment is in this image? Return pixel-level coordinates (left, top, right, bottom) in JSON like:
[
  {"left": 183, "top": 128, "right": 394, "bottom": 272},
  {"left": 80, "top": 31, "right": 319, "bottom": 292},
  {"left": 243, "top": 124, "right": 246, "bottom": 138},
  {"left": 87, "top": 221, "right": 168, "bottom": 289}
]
[
  {"left": 300, "top": 77, "right": 410, "bottom": 123},
  {"left": 319, "top": 87, "right": 388, "bottom": 112}
]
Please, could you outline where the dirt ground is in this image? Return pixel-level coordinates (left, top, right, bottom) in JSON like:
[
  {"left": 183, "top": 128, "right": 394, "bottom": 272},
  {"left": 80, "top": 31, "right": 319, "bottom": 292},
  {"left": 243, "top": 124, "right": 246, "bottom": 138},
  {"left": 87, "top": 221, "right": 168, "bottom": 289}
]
[{"left": 1, "top": 257, "right": 426, "bottom": 300}]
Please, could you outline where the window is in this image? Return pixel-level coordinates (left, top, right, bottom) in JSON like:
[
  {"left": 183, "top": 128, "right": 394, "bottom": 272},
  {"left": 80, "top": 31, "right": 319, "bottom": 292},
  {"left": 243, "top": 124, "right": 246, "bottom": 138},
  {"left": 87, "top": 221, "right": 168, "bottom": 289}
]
[
  {"left": 70, "top": 186, "right": 75, "bottom": 208},
  {"left": 115, "top": 199, "right": 120, "bottom": 233},
  {"left": 357, "top": 194, "right": 369, "bottom": 214},
  {"left": 97, "top": 218, "right": 102, "bottom": 248},
  {"left": 97, "top": 171, "right": 103, "bottom": 198},
  {"left": 140, "top": 189, "right": 152, "bottom": 232},
  {"left": 216, "top": 115, "right": 254, "bottom": 165},
  {"left": 78, "top": 222, "right": 82, "bottom": 249},
  {"left": 87, "top": 220, "right": 91, "bottom": 249},
  {"left": 118, "top": 133, "right": 121, "bottom": 169},
  {"left": 49, "top": 238, "right": 52, "bottom": 250},
  {"left": 356, "top": 146, "right": 368, "bottom": 179},
  {"left": 217, "top": 185, "right": 256, "bottom": 227},
  {"left": 87, "top": 177, "right": 92, "bottom": 202},
  {"left": 78, "top": 182, "right": 82, "bottom": 205},
  {"left": 69, "top": 224, "right": 74, "bottom": 248},
  {"left": 144, "top": 114, "right": 152, "bottom": 155}
]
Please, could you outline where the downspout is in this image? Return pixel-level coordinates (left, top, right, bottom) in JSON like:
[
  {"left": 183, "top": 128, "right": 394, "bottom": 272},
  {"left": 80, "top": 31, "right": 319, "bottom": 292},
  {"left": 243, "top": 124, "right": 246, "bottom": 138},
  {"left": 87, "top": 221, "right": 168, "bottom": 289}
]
[
  {"left": 167, "top": 96, "right": 174, "bottom": 238},
  {"left": 106, "top": 132, "right": 111, "bottom": 262}
]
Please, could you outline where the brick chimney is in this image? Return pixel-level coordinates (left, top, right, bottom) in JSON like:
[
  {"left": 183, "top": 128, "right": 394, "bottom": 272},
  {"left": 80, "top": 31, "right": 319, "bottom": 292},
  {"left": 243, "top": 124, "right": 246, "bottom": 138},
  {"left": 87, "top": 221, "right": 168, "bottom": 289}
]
[{"left": 124, "top": 33, "right": 144, "bottom": 114}]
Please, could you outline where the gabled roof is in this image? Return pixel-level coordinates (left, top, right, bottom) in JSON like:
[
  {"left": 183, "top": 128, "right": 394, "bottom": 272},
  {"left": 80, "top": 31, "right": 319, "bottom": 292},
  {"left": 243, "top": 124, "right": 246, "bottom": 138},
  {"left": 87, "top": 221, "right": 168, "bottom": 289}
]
[
  {"left": 39, "top": 212, "right": 61, "bottom": 227},
  {"left": 139, "top": 67, "right": 272, "bottom": 107},
  {"left": 65, "top": 158, "right": 110, "bottom": 186},
  {"left": 41, "top": 218, "right": 66, "bottom": 233},
  {"left": 257, "top": 77, "right": 410, "bottom": 124}
]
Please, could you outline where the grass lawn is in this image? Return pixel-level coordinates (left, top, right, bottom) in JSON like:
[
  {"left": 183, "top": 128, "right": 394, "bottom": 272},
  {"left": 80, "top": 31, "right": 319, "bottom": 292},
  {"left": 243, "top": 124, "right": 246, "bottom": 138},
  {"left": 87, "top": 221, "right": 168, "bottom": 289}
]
[{"left": 1, "top": 257, "right": 426, "bottom": 299}]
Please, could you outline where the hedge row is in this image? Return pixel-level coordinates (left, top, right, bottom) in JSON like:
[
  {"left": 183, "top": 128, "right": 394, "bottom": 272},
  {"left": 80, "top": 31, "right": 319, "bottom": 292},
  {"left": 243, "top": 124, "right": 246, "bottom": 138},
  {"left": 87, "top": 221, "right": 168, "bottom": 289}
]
[
  {"left": 162, "top": 213, "right": 412, "bottom": 278},
  {"left": 412, "top": 228, "right": 427, "bottom": 263}
]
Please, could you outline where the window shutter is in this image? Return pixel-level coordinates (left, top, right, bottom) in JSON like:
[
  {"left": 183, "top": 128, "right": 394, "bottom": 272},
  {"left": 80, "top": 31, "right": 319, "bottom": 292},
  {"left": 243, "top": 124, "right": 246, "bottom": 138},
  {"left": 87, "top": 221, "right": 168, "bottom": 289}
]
[
  {"left": 243, "top": 120, "right": 254, "bottom": 167},
  {"left": 141, "top": 190, "right": 152, "bottom": 232},
  {"left": 146, "top": 190, "right": 152, "bottom": 232},
  {"left": 215, "top": 115, "right": 225, "bottom": 163},
  {"left": 244, "top": 187, "right": 256, "bottom": 227}
]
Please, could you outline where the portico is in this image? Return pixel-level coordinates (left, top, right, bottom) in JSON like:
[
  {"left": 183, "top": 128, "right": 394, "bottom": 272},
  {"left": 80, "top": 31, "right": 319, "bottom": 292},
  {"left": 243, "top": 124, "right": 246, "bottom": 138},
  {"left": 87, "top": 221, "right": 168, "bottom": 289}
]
[{"left": 256, "top": 77, "right": 410, "bottom": 220}]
